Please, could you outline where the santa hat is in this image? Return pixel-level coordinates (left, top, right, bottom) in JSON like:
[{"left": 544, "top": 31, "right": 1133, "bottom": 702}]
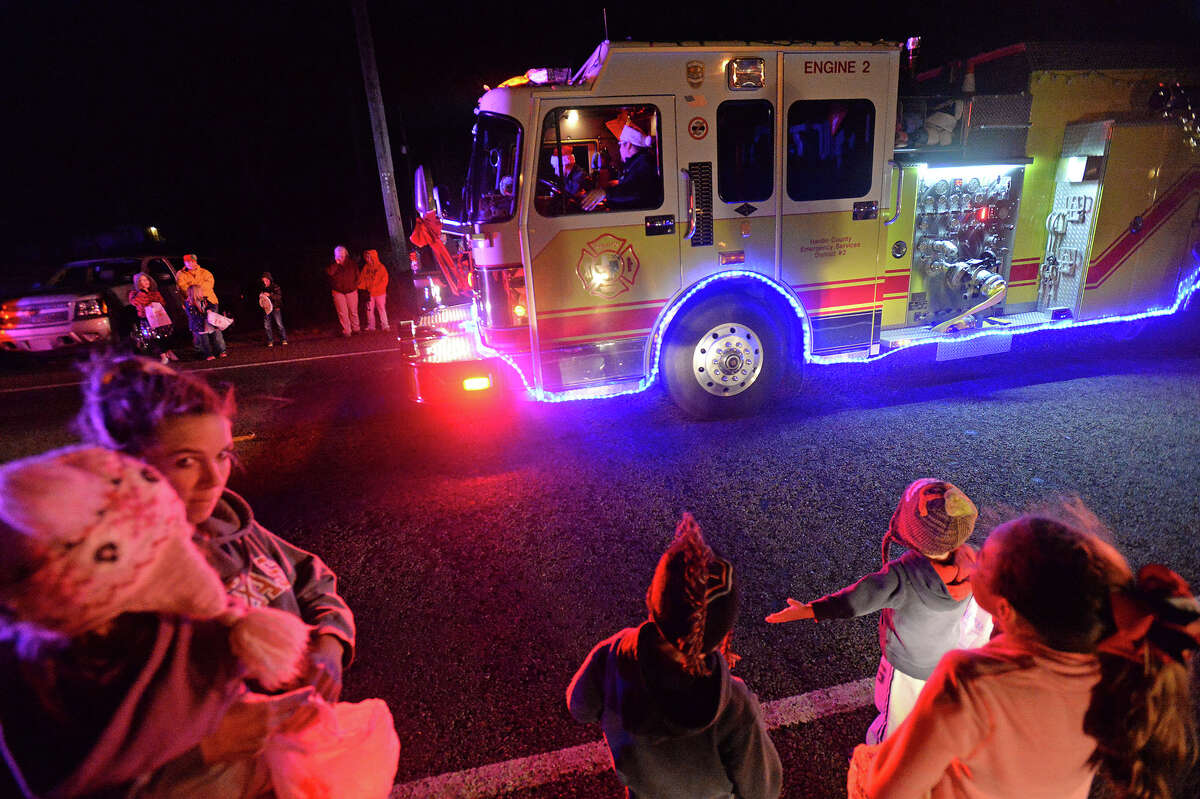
[
  {"left": 605, "top": 113, "right": 652, "bottom": 148},
  {"left": 0, "top": 446, "right": 307, "bottom": 689},
  {"left": 549, "top": 146, "right": 575, "bottom": 173},
  {"left": 883, "top": 478, "right": 977, "bottom": 564}
]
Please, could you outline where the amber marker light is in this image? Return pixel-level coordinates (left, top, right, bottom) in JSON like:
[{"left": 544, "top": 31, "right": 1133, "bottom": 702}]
[{"left": 462, "top": 376, "right": 492, "bottom": 392}]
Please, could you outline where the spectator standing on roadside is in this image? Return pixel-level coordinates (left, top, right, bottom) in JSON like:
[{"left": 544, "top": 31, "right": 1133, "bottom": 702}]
[
  {"left": 358, "top": 249, "right": 390, "bottom": 332},
  {"left": 568, "top": 513, "right": 782, "bottom": 799},
  {"left": 258, "top": 272, "right": 288, "bottom": 347},
  {"left": 76, "top": 353, "right": 356, "bottom": 702},
  {"left": 185, "top": 284, "right": 227, "bottom": 360},
  {"left": 861, "top": 508, "right": 1200, "bottom": 799},
  {"left": 767, "top": 479, "right": 986, "bottom": 744},
  {"left": 175, "top": 253, "right": 219, "bottom": 308},
  {"left": 0, "top": 445, "right": 311, "bottom": 798},
  {"left": 325, "top": 245, "right": 360, "bottom": 338},
  {"left": 129, "top": 272, "right": 179, "bottom": 363}
]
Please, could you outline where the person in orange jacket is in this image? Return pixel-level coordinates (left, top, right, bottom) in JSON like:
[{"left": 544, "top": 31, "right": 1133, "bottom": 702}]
[
  {"left": 358, "top": 249, "right": 390, "bottom": 332},
  {"left": 175, "top": 254, "right": 218, "bottom": 307}
]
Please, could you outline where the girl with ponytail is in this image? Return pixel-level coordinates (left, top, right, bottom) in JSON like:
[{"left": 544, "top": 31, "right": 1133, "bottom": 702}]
[
  {"left": 567, "top": 513, "right": 782, "bottom": 799},
  {"left": 865, "top": 508, "right": 1199, "bottom": 799}
]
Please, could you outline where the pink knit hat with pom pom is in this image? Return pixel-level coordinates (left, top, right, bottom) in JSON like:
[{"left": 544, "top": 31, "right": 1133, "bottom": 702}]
[{"left": 0, "top": 446, "right": 307, "bottom": 689}]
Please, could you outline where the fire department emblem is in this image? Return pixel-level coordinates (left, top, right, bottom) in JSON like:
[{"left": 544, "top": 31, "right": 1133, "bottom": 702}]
[
  {"left": 686, "top": 60, "right": 705, "bottom": 88},
  {"left": 576, "top": 233, "right": 640, "bottom": 299}
]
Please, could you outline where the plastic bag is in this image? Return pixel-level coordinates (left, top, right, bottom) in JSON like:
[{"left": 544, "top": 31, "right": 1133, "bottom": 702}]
[
  {"left": 263, "top": 697, "right": 400, "bottom": 799},
  {"left": 848, "top": 742, "right": 931, "bottom": 799},
  {"left": 955, "top": 595, "right": 994, "bottom": 650},
  {"left": 207, "top": 309, "right": 234, "bottom": 330},
  {"left": 846, "top": 742, "right": 880, "bottom": 799},
  {"left": 145, "top": 301, "right": 171, "bottom": 329}
]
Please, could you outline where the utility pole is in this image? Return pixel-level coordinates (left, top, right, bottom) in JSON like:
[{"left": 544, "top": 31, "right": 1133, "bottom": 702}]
[{"left": 351, "top": 0, "right": 408, "bottom": 274}]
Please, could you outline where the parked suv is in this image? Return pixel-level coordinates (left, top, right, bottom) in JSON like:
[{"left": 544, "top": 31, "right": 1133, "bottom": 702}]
[{"left": 0, "top": 255, "right": 234, "bottom": 353}]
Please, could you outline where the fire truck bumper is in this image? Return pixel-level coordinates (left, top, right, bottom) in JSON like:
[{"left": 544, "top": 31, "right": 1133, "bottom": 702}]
[{"left": 398, "top": 304, "right": 514, "bottom": 404}]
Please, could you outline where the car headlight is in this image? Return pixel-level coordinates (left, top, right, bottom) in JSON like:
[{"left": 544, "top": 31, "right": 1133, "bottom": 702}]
[{"left": 74, "top": 298, "right": 107, "bottom": 319}]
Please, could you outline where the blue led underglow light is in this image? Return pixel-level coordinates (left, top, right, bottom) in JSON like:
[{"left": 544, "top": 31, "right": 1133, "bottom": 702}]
[
  {"left": 823, "top": 256, "right": 1200, "bottom": 365},
  {"left": 643, "top": 269, "right": 813, "bottom": 386},
  {"left": 467, "top": 301, "right": 537, "bottom": 397},
  {"left": 461, "top": 247, "right": 1200, "bottom": 403}
]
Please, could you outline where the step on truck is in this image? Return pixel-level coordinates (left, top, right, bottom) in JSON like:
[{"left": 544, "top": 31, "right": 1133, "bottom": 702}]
[{"left": 404, "top": 39, "right": 1200, "bottom": 418}]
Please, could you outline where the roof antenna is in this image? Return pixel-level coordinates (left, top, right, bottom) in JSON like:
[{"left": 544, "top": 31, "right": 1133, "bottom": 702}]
[{"left": 603, "top": 8, "right": 609, "bottom": 41}]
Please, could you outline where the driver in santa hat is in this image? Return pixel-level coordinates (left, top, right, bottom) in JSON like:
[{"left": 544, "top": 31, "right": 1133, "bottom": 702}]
[{"left": 582, "top": 112, "right": 661, "bottom": 211}]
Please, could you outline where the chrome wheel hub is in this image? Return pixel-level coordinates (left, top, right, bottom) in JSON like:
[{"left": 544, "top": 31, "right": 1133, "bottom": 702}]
[{"left": 691, "top": 322, "right": 763, "bottom": 397}]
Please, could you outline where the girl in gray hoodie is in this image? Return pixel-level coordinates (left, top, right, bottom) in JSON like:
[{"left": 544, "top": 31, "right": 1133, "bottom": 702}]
[{"left": 767, "top": 479, "right": 985, "bottom": 744}]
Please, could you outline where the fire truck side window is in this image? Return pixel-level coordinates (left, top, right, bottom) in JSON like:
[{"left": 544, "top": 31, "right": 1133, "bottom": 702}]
[
  {"left": 786, "top": 99, "right": 875, "bottom": 201},
  {"left": 717, "top": 100, "right": 774, "bottom": 203},
  {"left": 535, "top": 105, "right": 663, "bottom": 217}
]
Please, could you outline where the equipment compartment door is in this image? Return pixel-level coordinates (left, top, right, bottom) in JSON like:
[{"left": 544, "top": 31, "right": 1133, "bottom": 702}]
[{"left": 1081, "top": 122, "right": 1200, "bottom": 319}]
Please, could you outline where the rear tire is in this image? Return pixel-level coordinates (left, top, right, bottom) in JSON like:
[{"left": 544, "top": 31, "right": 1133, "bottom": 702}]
[{"left": 660, "top": 295, "right": 787, "bottom": 419}]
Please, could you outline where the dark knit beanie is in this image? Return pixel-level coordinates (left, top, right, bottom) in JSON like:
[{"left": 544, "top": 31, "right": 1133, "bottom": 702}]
[
  {"left": 646, "top": 513, "right": 740, "bottom": 676},
  {"left": 882, "top": 479, "right": 978, "bottom": 565}
]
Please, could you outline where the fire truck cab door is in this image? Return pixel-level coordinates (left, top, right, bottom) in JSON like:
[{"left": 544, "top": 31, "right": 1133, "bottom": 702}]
[
  {"left": 524, "top": 96, "right": 680, "bottom": 369},
  {"left": 779, "top": 50, "right": 898, "bottom": 353}
]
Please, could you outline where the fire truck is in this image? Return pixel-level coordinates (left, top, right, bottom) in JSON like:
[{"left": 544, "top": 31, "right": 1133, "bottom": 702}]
[{"left": 404, "top": 40, "right": 1200, "bottom": 418}]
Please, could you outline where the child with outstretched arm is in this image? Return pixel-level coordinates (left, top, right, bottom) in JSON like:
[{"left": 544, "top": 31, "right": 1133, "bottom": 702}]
[{"left": 766, "top": 479, "right": 986, "bottom": 744}]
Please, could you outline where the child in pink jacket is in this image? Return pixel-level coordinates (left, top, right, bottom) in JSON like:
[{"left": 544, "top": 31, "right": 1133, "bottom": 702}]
[{"left": 865, "top": 510, "right": 1199, "bottom": 799}]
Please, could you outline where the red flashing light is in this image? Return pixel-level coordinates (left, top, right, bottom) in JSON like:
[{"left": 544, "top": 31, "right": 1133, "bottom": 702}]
[
  {"left": 462, "top": 376, "right": 492, "bottom": 392},
  {"left": 977, "top": 206, "right": 989, "bottom": 222}
]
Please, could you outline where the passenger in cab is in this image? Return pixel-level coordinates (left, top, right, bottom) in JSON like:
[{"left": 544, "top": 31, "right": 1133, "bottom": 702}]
[
  {"left": 550, "top": 145, "right": 592, "bottom": 199},
  {"left": 582, "top": 113, "right": 659, "bottom": 211}
]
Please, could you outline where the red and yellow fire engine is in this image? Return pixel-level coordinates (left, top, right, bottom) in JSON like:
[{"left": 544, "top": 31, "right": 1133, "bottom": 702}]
[{"left": 405, "top": 40, "right": 1200, "bottom": 418}]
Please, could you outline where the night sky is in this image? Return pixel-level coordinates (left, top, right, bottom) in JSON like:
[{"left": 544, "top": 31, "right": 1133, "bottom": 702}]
[{"left": 3, "top": 0, "right": 1199, "bottom": 266}]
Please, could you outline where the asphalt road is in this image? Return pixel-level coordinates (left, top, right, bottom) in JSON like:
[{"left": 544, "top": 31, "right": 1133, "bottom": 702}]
[{"left": 1, "top": 310, "right": 1198, "bottom": 798}]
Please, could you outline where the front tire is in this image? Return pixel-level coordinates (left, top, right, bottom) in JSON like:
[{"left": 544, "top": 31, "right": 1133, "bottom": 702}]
[{"left": 660, "top": 295, "right": 787, "bottom": 419}]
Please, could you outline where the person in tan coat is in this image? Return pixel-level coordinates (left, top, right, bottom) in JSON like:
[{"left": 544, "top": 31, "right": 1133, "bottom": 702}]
[{"left": 358, "top": 249, "right": 390, "bottom": 332}]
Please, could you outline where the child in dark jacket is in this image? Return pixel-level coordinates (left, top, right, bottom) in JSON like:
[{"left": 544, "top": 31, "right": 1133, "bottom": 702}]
[
  {"left": 767, "top": 479, "right": 986, "bottom": 744},
  {"left": 258, "top": 272, "right": 288, "bottom": 347},
  {"left": 185, "top": 284, "right": 226, "bottom": 359},
  {"left": 568, "top": 513, "right": 782, "bottom": 799}
]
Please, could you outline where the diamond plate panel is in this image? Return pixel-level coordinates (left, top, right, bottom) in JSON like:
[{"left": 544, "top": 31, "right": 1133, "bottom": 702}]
[
  {"left": 935, "top": 333, "right": 1012, "bottom": 361},
  {"left": 419, "top": 303, "right": 472, "bottom": 328},
  {"left": 966, "top": 94, "right": 1032, "bottom": 127},
  {"left": 1040, "top": 180, "right": 1100, "bottom": 313},
  {"left": 1060, "top": 121, "right": 1112, "bottom": 158},
  {"left": 963, "top": 94, "right": 1032, "bottom": 159}
]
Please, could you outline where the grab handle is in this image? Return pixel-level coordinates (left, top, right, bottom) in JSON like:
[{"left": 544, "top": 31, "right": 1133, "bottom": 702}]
[
  {"left": 681, "top": 168, "right": 696, "bottom": 240},
  {"left": 883, "top": 160, "right": 903, "bottom": 226}
]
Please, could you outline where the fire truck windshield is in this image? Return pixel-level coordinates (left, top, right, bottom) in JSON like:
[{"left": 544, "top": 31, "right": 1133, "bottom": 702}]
[{"left": 465, "top": 112, "right": 523, "bottom": 224}]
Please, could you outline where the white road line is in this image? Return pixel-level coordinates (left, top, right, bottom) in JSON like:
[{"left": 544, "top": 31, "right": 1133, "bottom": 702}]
[
  {"left": 390, "top": 677, "right": 873, "bottom": 799},
  {"left": 0, "top": 346, "right": 405, "bottom": 395}
]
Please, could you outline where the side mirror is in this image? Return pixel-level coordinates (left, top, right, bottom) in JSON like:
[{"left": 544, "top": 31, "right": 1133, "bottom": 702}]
[{"left": 414, "top": 165, "right": 435, "bottom": 217}]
